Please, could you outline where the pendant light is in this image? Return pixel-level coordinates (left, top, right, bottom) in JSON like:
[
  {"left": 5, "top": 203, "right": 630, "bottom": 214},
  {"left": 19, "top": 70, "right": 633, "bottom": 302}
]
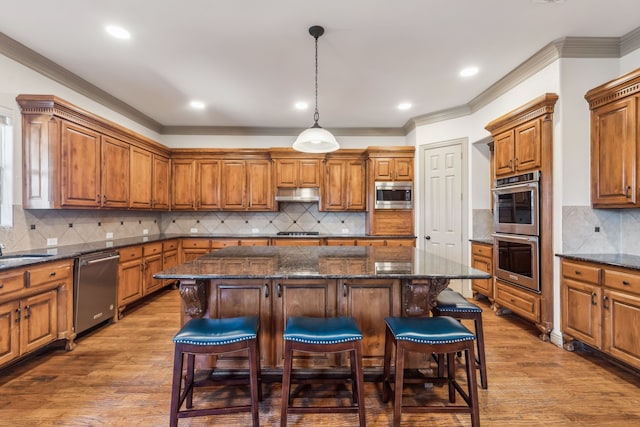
[{"left": 293, "top": 25, "right": 339, "bottom": 153}]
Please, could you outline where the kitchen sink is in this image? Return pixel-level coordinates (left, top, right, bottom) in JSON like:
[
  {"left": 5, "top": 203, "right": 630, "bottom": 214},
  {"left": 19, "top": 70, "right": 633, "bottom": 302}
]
[{"left": 0, "top": 254, "right": 54, "bottom": 264}]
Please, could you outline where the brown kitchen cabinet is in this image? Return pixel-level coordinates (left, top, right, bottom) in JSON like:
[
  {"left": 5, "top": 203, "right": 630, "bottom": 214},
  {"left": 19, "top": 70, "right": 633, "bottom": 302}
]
[
  {"left": 0, "top": 259, "right": 72, "bottom": 368},
  {"left": 561, "top": 258, "right": 640, "bottom": 370},
  {"left": 221, "top": 159, "right": 274, "bottom": 211},
  {"left": 371, "top": 157, "right": 413, "bottom": 181},
  {"left": 117, "top": 243, "right": 170, "bottom": 317},
  {"left": 322, "top": 153, "right": 367, "bottom": 211},
  {"left": 492, "top": 119, "right": 541, "bottom": 177},
  {"left": 274, "top": 158, "right": 321, "bottom": 188},
  {"left": 585, "top": 68, "right": 640, "bottom": 208},
  {"left": 272, "top": 238, "right": 321, "bottom": 246},
  {"left": 18, "top": 95, "right": 171, "bottom": 210},
  {"left": 471, "top": 242, "right": 494, "bottom": 301},
  {"left": 272, "top": 279, "right": 338, "bottom": 368},
  {"left": 339, "top": 279, "right": 401, "bottom": 367},
  {"left": 171, "top": 158, "right": 222, "bottom": 210},
  {"left": 129, "top": 147, "right": 170, "bottom": 210},
  {"left": 61, "top": 122, "right": 130, "bottom": 208},
  {"left": 180, "top": 238, "right": 212, "bottom": 262},
  {"left": 162, "top": 240, "right": 179, "bottom": 287}
]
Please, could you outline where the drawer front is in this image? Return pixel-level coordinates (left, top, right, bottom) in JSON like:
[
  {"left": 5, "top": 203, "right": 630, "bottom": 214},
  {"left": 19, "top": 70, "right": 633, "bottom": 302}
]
[
  {"left": 29, "top": 260, "right": 72, "bottom": 288},
  {"left": 143, "top": 242, "right": 163, "bottom": 256},
  {"left": 326, "top": 239, "right": 356, "bottom": 246},
  {"left": 562, "top": 260, "right": 601, "bottom": 285},
  {"left": 495, "top": 280, "right": 540, "bottom": 322},
  {"left": 239, "top": 239, "right": 270, "bottom": 247},
  {"left": 119, "top": 246, "right": 142, "bottom": 261},
  {"left": 182, "top": 239, "right": 211, "bottom": 249},
  {"left": 472, "top": 243, "right": 493, "bottom": 258},
  {"left": 604, "top": 268, "right": 640, "bottom": 295},
  {"left": 163, "top": 239, "right": 179, "bottom": 251},
  {"left": 0, "top": 270, "right": 25, "bottom": 296},
  {"left": 212, "top": 239, "right": 239, "bottom": 249}
]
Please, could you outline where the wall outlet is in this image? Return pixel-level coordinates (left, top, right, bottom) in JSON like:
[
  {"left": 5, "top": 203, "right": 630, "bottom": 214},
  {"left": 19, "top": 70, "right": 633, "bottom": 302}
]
[
  {"left": 190, "top": 228, "right": 198, "bottom": 233},
  {"left": 105, "top": 232, "right": 114, "bottom": 240},
  {"left": 46, "top": 238, "right": 58, "bottom": 246},
  {"left": 143, "top": 229, "right": 149, "bottom": 235},
  {"left": 252, "top": 228, "right": 259, "bottom": 233},
  {"left": 342, "top": 228, "right": 349, "bottom": 234}
]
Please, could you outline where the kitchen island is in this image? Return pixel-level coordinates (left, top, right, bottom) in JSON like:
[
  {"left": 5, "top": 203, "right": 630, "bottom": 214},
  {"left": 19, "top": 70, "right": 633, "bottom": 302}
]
[{"left": 155, "top": 246, "right": 490, "bottom": 370}]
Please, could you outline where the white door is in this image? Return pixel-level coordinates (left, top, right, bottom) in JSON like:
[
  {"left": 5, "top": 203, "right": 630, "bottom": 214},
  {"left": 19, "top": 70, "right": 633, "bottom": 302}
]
[{"left": 421, "top": 142, "right": 466, "bottom": 294}]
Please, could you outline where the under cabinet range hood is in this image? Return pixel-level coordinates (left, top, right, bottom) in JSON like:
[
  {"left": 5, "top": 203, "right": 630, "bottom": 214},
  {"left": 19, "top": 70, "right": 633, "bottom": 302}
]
[{"left": 275, "top": 187, "right": 320, "bottom": 202}]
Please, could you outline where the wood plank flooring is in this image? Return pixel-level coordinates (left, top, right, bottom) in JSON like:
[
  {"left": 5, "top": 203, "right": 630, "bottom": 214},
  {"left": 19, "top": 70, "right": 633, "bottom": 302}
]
[{"left": 1, "top": 287, "right": 639, "bottom": 426}]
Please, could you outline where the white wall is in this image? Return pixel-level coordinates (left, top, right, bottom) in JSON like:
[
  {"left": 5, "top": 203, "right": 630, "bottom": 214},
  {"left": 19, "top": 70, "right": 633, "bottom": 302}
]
[{"left": 159, "top": 134, "right": 408, "bottom": 149}]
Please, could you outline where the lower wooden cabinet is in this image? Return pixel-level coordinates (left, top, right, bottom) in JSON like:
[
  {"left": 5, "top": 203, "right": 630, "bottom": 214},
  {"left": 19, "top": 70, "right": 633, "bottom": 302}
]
[
  {"left": 0, "top": 259, "right": 72, "bottom": 369},
  {"left": 561, "top": 258, "right": 640, "bottom": 370},
  {"left": 471, "top": 242, "right": 494, "bottom": 300},
  {"left": 494, "top": 279, "right": 540, "bottom": 324}
]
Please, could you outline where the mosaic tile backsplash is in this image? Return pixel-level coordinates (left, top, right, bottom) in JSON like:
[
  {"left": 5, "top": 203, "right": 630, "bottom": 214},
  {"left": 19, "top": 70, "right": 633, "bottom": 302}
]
[{"left": 0, "top": 203, "right": 365, "bottom": 252}]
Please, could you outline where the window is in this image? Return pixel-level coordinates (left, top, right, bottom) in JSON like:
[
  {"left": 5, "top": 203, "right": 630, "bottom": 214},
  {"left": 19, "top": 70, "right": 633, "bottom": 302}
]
[{"left": 0, "top": 110, "right": 13, "bottom": 227}]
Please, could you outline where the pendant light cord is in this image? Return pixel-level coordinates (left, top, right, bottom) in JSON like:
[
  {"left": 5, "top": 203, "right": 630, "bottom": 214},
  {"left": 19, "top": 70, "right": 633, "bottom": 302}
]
[{"left": 314, "top": 33, "right": 320, "bottom": 125}]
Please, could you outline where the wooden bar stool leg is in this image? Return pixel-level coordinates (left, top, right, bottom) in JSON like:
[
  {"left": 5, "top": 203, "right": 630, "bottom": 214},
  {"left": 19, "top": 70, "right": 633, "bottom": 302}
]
[
  {"left": 185, "top": 353, "right": 195, "bottom": 409},
  {"left": 382, "top": 327, "right": 394, "bottom": 403},
  {"left": 280, "top": 340, "right": 293, "bottom": 427},
  {"left": 393, "top": 342, "right": 405, "bottom": 427},
  {"left": 353, "top": 341, "right": 366, "bottom": 427},
  {"left": 475, "top": 316, "right": 488, "bottom": 389},
  {"left": 466, "top": 344, "right": 481, "bottom": 427},
  {"left": 447, "top": 352, "right": 456, "bottom": 403},
  {"left": 169, "top": 346, "right": 184, "bottom": 427},
  {"left": 248, "top": 340, "right": 260, "bottom": 427}
]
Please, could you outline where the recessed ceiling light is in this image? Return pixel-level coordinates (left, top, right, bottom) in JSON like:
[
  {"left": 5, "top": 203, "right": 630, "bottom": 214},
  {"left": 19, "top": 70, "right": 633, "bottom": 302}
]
[
  {"left": 397, "top": 102, "right": 412, "bottom": 111},
  {"left": 189, "top": 100, "right": 206, "bottom": 110},
  {"left": 459, "top": 66, "right": 479, "bottom": 77},
  {"left": 105, "top": 25, "right": 131, "bottom": 40},
  {"left": 294, "top": 101, "right": 309, "bottom": 110}
]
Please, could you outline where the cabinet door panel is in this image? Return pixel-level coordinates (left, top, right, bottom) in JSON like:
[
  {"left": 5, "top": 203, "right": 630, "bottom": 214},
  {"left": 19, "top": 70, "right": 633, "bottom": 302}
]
[
  {"left": 393, "top": 158, "right": 413, "bottom": 181},
  {"left": 247, "top": 160, "right": 273, "bottom": 210},
  {"left": 118, "top": 258, "right": 143, "bottom": 307},
  {"left": 603, "top": 290, "right": 640, "bottom": 368},
  {"left": 101, "top": 136, "right": 130, "bottom": 207},
  {"left": 324, "top": 160, "right": 345, "bottom": 210},
  {"left": 341, "top": 279, "right": 400, "bottom": 367},
  {"left": 591, "top": 97, "right": 637, "bottom": 207},
  {"left": 0, "top": 301, "right": 20, "bottom": 365},
  {"left": 129, "top": 146, "right": 152, "bottom": 208},
  {"left": 198, "top": 160, "right": 221, "bottom": 210},
  {"left": 152, "top": 155, "right": 170, "bottom": 209},
  {"left": 514, "top": 119, "right": 541, "bottom": 172},
  {"left": 273, "top": 280, "right": 337, "bottom": 368},
  {"left": 298, "top": 159, "right": 321, "bottom": 187},
  {"left": 346, "top": 160, "right": 366, "bottom": 210},
  {"left": 143, "top": 254, "right": 164, "bottom": 295},
  {"left": 172, "top": 160, "right": 196, "bottom": 210},
  {"left": 275, "top": 159, "right": 297, "bottom": 187},
  {"left": 21, "top": 290, "right": 57, "bottom": 354},
  {"left": 61, "top": 122, "right": 101, "bottom": 207},
  {"left": 212, "top": 280, "right": 271, "bottom": 367},
  {"left": 221, "top": 161, "right": 246, "bottom": 209},
  {"left": 494, "top": 130, "right": 515, "bottom": 177},
  {"left": 562, "top": 278, "right": 601, "bottom": 348}
]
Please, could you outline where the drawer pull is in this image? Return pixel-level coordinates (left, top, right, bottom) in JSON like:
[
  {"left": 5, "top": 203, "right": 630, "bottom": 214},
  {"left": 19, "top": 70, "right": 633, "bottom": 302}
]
[
  {"left": 264, "top": 284, "right": 269, "bottom": 298},
  {"left": 0, "top": 283, "right": 3, "bottom": 289},
  {"left": 277, "top": 283, "right": 282, "bottom": 298},
  {"left": 49, "top": 271, "right": 56, "bottom": 277},
  {"left": 603, "top": 295, "right": 610, "bottom": 310},
  {"left": 591, "top": 292, "right": 597, "bottom": 306},
  {"left": 574, "top": 270, "right": 582, "bottom": 275},
  {"left": 622, "top": 280, "right": 630, "bottom": 286}
]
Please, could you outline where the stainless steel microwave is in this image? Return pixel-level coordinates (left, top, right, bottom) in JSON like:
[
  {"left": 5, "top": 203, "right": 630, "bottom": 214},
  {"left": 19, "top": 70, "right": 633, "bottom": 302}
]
[{"left": 374, "top": 181, "right": 412, "bottom": 209}]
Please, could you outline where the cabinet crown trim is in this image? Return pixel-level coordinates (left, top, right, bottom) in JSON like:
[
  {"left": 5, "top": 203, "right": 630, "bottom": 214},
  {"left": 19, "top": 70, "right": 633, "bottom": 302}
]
[
  {"left": 585, "top": 67, "right": 640, "bottom": 109},
  {"left": 485, "top": 93, "right": 559, "bottom": 135}
]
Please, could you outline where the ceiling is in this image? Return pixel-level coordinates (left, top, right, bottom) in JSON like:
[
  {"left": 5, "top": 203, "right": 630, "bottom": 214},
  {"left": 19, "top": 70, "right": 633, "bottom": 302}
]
[{"left": 2, "top": 0, "right": 640, "bottom": 134}]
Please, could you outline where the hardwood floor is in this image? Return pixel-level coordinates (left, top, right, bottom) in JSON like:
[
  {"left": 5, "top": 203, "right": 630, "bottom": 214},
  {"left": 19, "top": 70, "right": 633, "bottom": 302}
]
[{"left": 1, "top": 287, "right": 639, "bottom": 426}]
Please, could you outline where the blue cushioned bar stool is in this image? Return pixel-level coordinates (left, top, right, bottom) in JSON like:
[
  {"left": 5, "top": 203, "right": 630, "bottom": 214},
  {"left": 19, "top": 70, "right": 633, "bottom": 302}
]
[
  {"left": 281, "top": 316, "right": 366, "bottom": 427},
  {"left": 431, "top": 288, "right": 488, "bottom": 389},
  {"left": 383, "top": 316, "right": 480, "bottom": 427},
  {"left": 169, "top": 316, "right": 261, "bottom": 427}
]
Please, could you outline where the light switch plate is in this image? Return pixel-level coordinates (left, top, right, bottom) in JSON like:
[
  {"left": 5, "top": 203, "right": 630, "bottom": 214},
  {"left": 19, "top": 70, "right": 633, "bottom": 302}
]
[
  {"left": 190, "top": 228, "right": 198, "bottom": 233},
  {"left": 106, "top": 232, "right": 114, "bottom": 240}
]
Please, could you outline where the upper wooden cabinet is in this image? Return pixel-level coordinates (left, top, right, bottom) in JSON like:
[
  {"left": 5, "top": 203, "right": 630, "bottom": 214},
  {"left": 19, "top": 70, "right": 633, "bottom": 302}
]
[
  {"left": 171, "top": 158, "right": 222, "bottom": 211},
  {"left": 371, "top": 157, "right": 413, "bottom": 181},
  {"left": 130, "top": 147, "right": 170, "bottom": 210},
  {"left": 322, "top": 150, "right": 367, "bottom": 211},
  {"left": 18, "top": 95, "right": 171, "bottom": 210},
  {"left": 585, "top": 68, "right": 640, "bottom": 208},
  {"left": 221, "top": 159, "right": 274, "bottom": 211},
  {"left": 493, "top": 120, "right": 541, "bottom": 177},
  {"left": 271, "top": 148, "right": 323, "bottom": 188}
]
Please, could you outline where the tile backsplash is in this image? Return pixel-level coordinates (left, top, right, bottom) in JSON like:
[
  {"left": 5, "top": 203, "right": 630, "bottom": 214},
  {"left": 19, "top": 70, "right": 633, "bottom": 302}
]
[{"left": 0, "top": 203, "right": 365, "bottom": 252}]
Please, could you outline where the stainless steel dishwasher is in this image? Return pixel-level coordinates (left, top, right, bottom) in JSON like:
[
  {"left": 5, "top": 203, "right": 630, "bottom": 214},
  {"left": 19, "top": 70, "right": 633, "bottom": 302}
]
[{"left": 73, "top": 250, "right": 120, "bottom": 335}]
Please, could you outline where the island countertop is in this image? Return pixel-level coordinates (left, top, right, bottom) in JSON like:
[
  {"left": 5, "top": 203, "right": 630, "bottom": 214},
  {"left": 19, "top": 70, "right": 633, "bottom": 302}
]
[{"left": 154, "top": 246, "right": 491, "bottom": 280}]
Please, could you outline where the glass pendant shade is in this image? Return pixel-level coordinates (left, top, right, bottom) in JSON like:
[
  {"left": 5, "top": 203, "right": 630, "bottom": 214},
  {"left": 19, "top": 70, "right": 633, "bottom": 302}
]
[{"left": 293, "top": 123, "right": 339, "bottom": 153}]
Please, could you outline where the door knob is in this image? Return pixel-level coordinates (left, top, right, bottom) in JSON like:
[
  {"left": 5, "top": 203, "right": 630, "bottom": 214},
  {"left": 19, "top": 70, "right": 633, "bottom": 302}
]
[{"left": 425, "top": 235, "right": 431, "bottom": 240}]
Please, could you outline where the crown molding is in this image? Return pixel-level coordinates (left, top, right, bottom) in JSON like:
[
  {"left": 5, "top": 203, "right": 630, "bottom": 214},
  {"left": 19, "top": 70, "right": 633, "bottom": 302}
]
[
  {"left": 0, "top": 32, "right": 163, "bottom": 133},
  {"left": 161, "top": 125, "right": 404, "bottom": 137},
  {"left": 621, "top": 26, "right": 640, "bottom": 56}
]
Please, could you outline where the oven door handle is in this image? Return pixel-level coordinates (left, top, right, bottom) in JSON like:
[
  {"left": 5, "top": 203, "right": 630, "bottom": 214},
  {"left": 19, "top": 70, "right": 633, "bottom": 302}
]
[
  {"left": 492, "top": 233, "right": 538, "bottom": 242},
  {"left": 491, "top": 182, "right": 539, "bottom": 192}
]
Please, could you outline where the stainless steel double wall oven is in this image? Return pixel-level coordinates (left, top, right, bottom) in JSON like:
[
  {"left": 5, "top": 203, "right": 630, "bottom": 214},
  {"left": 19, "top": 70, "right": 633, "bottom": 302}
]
[{"left": 492, "top": 170, "right": 541, "bottom": 293}]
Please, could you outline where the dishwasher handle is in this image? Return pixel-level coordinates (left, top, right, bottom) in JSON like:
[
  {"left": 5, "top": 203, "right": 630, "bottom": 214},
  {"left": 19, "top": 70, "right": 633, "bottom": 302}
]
[{"left": 85, "top": 254, "right": 120, "bottom": 264}]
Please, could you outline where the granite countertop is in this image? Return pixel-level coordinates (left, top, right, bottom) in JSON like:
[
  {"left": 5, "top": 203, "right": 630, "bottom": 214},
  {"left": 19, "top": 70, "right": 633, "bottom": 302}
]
[
  {"left": 0, "top": 233, "right": 416, "bottom": 271},
  {"left": 154, "top": 246, "right": 491, "bottom": 280},
  {"left": 557, "top": 253, "right": 640, "bottom": 271}
]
